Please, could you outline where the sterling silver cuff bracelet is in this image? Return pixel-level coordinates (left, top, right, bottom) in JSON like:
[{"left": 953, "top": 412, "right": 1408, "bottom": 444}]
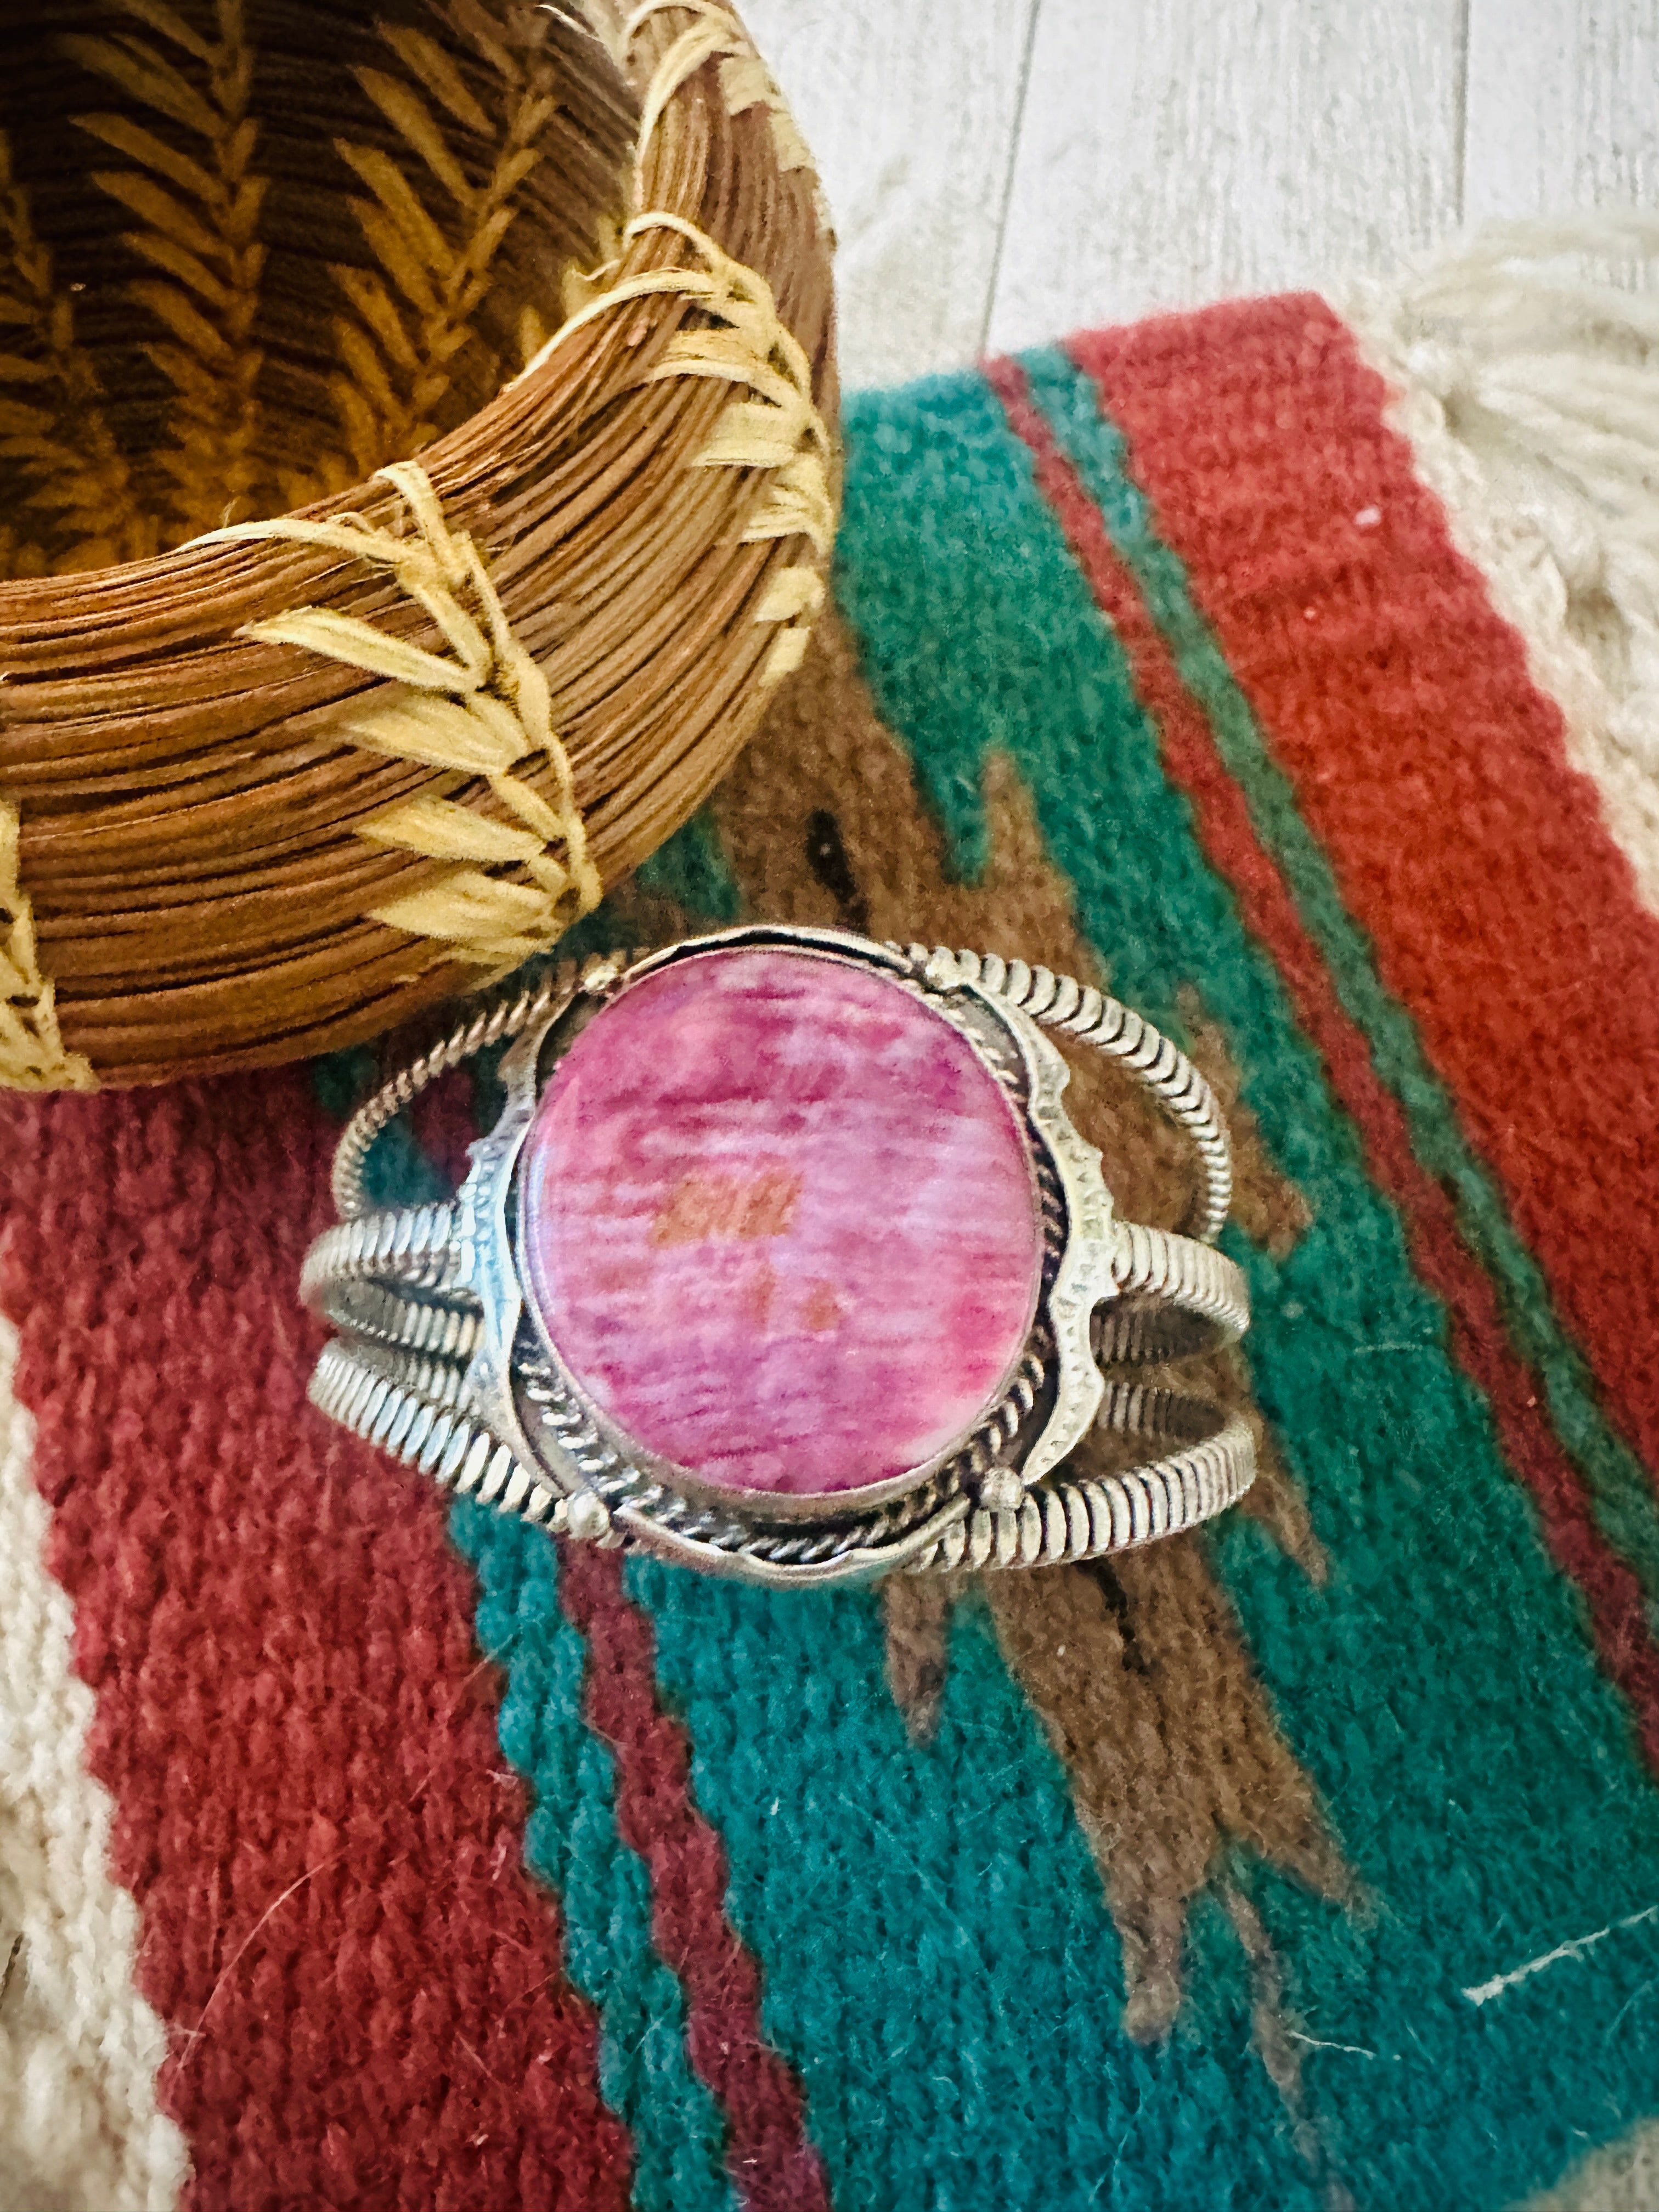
[{"left": 302, "top": 924, "right": 1255, "bottom": 1587}]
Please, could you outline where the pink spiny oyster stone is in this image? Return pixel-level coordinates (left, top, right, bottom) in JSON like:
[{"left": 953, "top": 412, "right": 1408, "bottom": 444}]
[{"left": 520, "top": 946, "right": 1043, "bottom": 1499}]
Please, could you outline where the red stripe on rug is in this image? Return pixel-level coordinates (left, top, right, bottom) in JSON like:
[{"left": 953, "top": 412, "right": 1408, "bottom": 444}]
[
  {"left": 1069, "top": 302, "right": 1659, "bottom": 1483},
  {"left": 0, "top": 1076, "right": 633, "bottom": 2212},
  {"left": 557, "top": 1542, "right": 833, "bottom": 2212},
  {"left": 989, "top": 354, "right": 1659, "bottom": 1769}
]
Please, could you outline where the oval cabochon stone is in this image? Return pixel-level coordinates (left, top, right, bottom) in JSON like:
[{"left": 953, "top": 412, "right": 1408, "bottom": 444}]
[{"left": 520, "top": 947, "right": 1043, "bottom": 1500}]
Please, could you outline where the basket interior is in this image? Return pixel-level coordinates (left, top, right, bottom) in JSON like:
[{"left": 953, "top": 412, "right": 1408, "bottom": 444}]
[{"left": 0, "top": 0, "right": 635, "bottom": 576}]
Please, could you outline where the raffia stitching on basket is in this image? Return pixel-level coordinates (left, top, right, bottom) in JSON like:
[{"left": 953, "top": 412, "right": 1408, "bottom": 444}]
[
  {"left": 627, "top": 0, "right": 833, "bottom": 235},
  {"left": 534, "top": 209, "right": 832, "bottom": 685},
  {"left": 325, "top": 5, "right": 563, "bottom": 486},
  {"left": 0, "top": 131, "right": 153, "bottom": 573},
  {"left": 0, "top": 807, "right": 96, "bottom": 1092},
  {"left": 212, "top": 460, "right": 600, "bottom": 975},
  {"left": 68, "top": 0, "right": 268, "bottom": 541}
]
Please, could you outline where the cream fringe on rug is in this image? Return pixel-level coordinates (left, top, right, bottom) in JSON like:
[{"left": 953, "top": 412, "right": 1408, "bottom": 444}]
[
  {"left": 1358, "top": 200, "right": 1659, "bottom": 2212},
  {"left": 1344, "top": 211, "right": 1659, "bottom": 916}
]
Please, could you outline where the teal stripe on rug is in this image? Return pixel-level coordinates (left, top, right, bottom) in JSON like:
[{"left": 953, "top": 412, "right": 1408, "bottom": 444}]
[
  {"left": 1014, "top": 339, "right": 1659, "bottom": 1625},
  {"left": 631, "top": 1553, "right": 1321, "bottom": 2212},
  {"left": 453, "top": 1501, "right": 738, "bottom": 2212},
  {"left": 630, "top": 364, "right": 1659, "bottom": 2212}
]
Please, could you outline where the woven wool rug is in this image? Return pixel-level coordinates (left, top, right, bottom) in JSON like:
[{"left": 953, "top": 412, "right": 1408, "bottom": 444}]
[{"left": 5, "top": 243, "right": 1659, "bottom": 2212}]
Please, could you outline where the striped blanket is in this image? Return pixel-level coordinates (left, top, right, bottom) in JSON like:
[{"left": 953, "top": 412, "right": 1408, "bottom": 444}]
[{"left": 5, "top": 283, "right": 1659, "bottom": 2211}]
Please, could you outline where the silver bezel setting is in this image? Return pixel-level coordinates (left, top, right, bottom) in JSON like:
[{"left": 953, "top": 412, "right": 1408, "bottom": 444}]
[{"left": 464, "top": 924, "right": 1116, "bottom": 1582}]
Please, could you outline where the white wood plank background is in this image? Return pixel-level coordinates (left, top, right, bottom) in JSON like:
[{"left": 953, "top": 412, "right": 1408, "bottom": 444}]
[
  {"left": 1464, "top": 0, "right": 1659, "bottom": 226},
  {"left": 732, "top": 0, "right": 1039, "bottom": 390},
  {"left": 741, "top": 0, "right": 1659, "bottom": 391}
]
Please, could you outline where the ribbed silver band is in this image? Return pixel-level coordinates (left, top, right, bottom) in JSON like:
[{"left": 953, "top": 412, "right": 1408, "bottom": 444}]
[{"left": 309, "top": 1331, "right": 1256, "bottom": 1570}]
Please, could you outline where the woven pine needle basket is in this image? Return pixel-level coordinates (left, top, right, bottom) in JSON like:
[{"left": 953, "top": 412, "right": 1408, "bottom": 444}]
[{"left": 0, "top": 0, "right": 837, "bottom": 1089}]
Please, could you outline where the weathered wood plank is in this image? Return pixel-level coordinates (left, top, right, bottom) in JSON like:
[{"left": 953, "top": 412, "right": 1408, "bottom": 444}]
[
  {"left": 1465, "top": 0, "right": 1659, "bottom": 228},
  {"left": 986, "top": 0, "right": 1465, "bottom": 351},
  {"left": 743, "top": 0, "right": 1039, "bottom": 390}
]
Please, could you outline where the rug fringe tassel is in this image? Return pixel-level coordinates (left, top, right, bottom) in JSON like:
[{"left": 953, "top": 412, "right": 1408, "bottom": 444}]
[{"left": 1342, "top": 214, "right": 1659, "bottom": 910}]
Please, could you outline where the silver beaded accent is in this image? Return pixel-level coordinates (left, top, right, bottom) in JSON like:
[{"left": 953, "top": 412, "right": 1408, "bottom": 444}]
[{"left": 902, "top": 1386, "right": 1256, "bottom": 1573}]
